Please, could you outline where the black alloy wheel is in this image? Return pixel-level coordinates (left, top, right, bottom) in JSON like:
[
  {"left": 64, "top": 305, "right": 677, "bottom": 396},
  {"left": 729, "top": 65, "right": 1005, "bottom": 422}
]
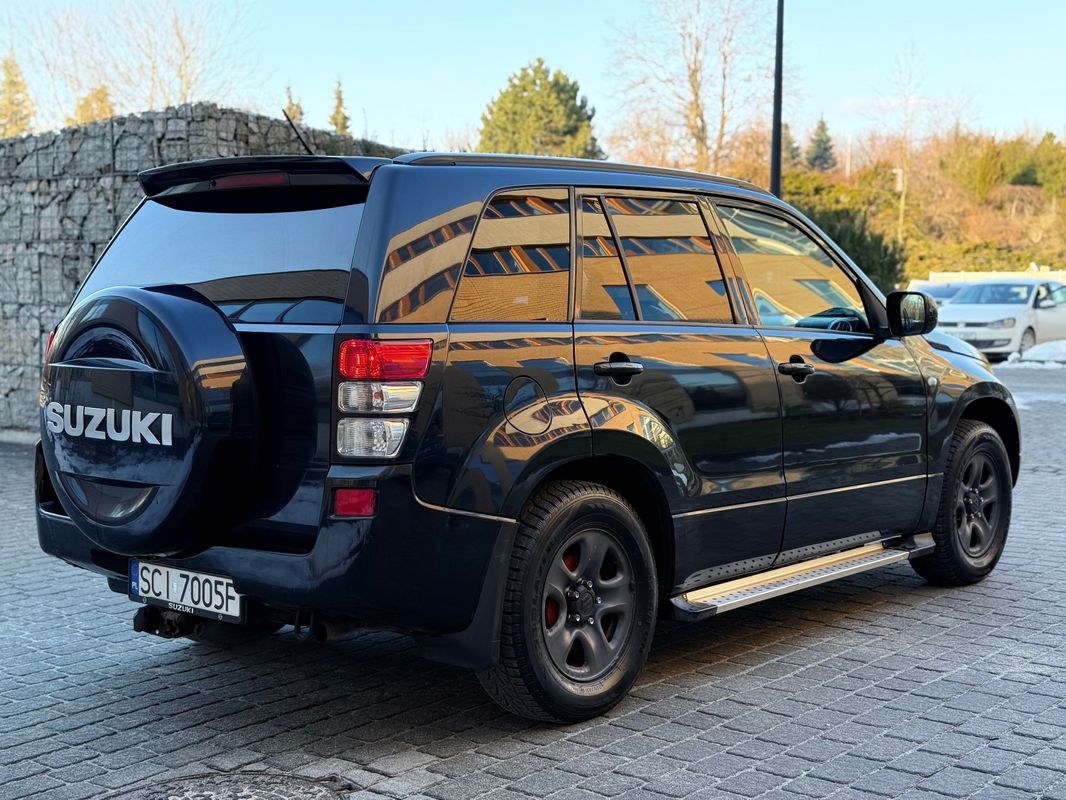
[
  {"left": 912, "top": 419, "right": 1012, "bottom": 586},
  {"left": 954, "top": 452, "right": 1003, "bottom": 560},
  {"left": 541, "top": 527, "right": 636, "bottom": 682},
  {"left": 478, "top": 480, "right": 657, "bottom": 722}
]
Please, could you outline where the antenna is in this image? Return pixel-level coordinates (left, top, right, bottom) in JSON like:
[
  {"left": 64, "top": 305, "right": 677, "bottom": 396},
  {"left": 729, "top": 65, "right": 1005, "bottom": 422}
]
[{"left": 282, "top": 109, "right": 315, "bottom": 156}]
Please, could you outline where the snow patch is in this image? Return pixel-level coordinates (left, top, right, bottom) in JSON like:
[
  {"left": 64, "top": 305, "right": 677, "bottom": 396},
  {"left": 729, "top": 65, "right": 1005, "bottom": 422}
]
[{"left": 997, "top": 340, "right": 1066, "bottom": 369}]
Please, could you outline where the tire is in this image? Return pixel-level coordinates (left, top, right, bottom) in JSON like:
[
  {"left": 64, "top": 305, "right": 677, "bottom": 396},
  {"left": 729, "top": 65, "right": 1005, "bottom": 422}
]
[
  {"left": 1020, "top": 327, "right": 1036, "bottom": 355},
  {"left": 40, "top": 286, "right": 258, "bottom": 556},
  {"left": 911, "top": 420, "right": 1012, "bottom": 586},
  {"left": 477, "top": 481, "right": 658, "bottom": 722}
]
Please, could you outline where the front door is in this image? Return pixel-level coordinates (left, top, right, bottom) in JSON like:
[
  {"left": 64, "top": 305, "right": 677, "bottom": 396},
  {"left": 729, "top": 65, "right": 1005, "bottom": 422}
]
[
  {"left": 715, "top": 203, "right": 928, "bottom": 558},
  {"left": 1035, "top": 284, "right": 1066, "bottom": 341},
  {"left": 572, "top": 192, "right": 785, "bottom": 591}
]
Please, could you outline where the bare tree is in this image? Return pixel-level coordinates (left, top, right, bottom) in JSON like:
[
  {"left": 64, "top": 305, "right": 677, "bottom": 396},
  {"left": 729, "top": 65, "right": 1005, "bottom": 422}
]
[
  {"left": 610, "top": 0, "right": 771, "bottom": 172},
  {"left": 6, "top": 0, "right": 255, "bottom": 130},
  {"left": 607, "top": 107, "right": 684, "bottom": 168},
  {"left": 880, "top": 50, "right": 933, "bottom": 247}
]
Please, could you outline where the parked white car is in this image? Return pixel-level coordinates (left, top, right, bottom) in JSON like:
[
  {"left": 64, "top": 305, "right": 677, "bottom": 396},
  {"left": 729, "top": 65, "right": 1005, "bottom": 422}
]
[
  {"left": 934, "top": 277, "right": 1066, "bottom": 360},
  {"left": 906, "top": 279, "right": 962, "bottom": 306}
]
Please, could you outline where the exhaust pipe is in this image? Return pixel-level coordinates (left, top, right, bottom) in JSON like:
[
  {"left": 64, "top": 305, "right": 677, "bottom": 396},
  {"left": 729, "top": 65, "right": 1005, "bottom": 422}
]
[{"left": 310, "top": 617, "right": 359, "bottom": 643}]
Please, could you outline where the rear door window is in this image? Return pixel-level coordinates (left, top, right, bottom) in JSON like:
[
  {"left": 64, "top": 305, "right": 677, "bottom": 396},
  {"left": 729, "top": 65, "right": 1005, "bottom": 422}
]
[
  {"left": 578, "top": 193, "right": 734, "bottom": 323},
  {"left": 450, "top": 189, "right": 571, "bottom": 322},
  {"left": 579, "top": 198, "right": 635, "bottom": 320},
  {"left": 78, "top": 200, "right": 363, "bottom": 323}
]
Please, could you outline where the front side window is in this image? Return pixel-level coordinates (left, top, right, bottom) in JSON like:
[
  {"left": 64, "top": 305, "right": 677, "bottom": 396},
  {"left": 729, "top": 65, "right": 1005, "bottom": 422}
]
[
  {"left": 450, "top": 189, "right": 571, "bottom": 322},
  {"left": 579, "top": 194, "right": 733, "bottom": 323},
  {"left": 718, "top": 205, "right": 870, "bottom": 333}
]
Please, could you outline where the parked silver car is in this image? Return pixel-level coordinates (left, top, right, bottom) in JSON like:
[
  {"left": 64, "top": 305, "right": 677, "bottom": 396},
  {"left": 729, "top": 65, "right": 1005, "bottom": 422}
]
[{"left": 935, "top": 277, "right": 1066, "bottom": 359}]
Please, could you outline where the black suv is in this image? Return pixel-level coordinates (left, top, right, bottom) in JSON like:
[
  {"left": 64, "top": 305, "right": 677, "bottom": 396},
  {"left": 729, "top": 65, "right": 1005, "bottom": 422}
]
[{"left": 36, "top": 153, "right": 1019, "bottom": 722}]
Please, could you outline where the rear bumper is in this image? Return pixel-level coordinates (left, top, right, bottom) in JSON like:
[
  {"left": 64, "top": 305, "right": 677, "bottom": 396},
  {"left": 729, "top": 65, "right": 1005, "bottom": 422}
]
[{"left": 37, "top": 463, "right": 514, "bottom": 668}]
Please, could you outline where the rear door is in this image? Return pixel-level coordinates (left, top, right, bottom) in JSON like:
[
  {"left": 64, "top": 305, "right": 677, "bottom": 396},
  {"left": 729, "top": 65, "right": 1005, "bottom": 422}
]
[
  {"left": 714, "top": 202, "right": 928, "bottom": 557},
  {"left": 416, "top": 188, "right": 590, "bottom": 515},
  {"left": 573, "top": 191, "right": 785, "bottom": 591}
]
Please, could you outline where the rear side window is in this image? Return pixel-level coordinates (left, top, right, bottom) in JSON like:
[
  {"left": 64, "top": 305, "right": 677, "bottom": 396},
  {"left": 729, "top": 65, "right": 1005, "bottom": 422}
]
[
  {"left": 450, "top": 189, "right": 571, "bottom": 322},
  {"left": 79, "top": 200, "right": 363, "bottom": 324},
  {"left": 578, "top": 194, "right": 733, "bottom": 324}
]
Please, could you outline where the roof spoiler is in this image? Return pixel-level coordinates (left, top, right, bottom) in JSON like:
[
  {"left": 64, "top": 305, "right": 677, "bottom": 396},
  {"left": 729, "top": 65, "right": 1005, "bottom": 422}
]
[{"left": 138, "top": 156, "right": 393, "bottom": 198}]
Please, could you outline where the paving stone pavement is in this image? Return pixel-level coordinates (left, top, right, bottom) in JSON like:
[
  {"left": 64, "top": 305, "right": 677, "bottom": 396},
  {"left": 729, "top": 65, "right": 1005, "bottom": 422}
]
[{"left": 2, "top": 366, "right": 1065, "bottom": 800}]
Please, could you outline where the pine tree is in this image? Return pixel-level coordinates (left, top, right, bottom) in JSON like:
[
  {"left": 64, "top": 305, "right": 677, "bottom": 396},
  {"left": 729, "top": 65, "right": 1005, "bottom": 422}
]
[
  {"left": 806, "top": 117, "right": 837, "bottom": 171},
  {"left": 0, "top": 54, "right": 34, "bottom": 138},
  {"left": 329, "top": 80, "right": 350, "bottom": 137},
  {"left": 478, "top": 58, "right": 603, "bottom": 159},
  {"left": 283, "top": 86, "right": 303, "bottom": 125},
  {"left": 782, "top": 123, "right": 802, "bottom": 168},
  {"left": 66, "top": 85, "right": 115, "bottom": 127},
  {"left": 1035, "top": 133, "right": 1066, "bottom": 213}
]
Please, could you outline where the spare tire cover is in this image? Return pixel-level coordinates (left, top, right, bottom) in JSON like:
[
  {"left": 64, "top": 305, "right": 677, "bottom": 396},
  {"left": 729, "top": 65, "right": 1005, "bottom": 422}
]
[{"left": 40, "top": 285, "right": 257, "bottom": 556}]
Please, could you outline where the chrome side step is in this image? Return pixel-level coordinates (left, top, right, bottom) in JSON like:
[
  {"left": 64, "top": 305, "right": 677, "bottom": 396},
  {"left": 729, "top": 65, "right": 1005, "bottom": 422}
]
[{"left": 671, "top": 533, "right": 935, "bottom": 620}]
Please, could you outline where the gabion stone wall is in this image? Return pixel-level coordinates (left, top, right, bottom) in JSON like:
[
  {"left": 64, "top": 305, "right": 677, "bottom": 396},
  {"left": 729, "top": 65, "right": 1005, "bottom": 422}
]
[{"left": 0, "top": 102, "right": 401, "bottom": 434}]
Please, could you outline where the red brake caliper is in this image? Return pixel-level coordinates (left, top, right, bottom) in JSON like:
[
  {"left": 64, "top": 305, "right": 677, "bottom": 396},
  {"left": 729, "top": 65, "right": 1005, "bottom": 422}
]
[{"left": 545, "top": 597, "right": 559, "bottom": 628}]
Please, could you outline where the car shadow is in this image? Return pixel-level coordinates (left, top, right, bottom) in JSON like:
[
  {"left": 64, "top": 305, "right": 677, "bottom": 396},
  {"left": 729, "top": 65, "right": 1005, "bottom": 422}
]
[{"left": 86, "top": 562, "right": 939, "bottom": 762}]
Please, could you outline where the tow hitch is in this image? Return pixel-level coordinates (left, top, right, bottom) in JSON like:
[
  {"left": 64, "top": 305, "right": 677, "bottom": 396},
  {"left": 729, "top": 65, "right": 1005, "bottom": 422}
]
[{"left": 133, "top": 606, "right": 197, "bottom": 639}]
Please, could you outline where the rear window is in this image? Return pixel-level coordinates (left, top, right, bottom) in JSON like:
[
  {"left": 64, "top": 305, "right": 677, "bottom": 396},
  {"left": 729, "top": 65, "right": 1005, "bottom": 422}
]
[{"left": 78, "top": 199, "right": 363, "bottom": 324}]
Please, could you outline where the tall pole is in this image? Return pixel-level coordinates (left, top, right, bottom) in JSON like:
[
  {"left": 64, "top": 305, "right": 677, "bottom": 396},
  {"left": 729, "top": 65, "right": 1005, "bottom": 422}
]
[{"left": 769, "top": 0, "right": 784, "bottom": 197}]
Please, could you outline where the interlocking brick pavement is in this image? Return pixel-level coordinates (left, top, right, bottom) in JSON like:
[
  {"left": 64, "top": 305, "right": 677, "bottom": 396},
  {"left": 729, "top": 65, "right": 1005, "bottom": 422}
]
[{"left": 1, "top": 367, "right": 1064, "bottom": 799}]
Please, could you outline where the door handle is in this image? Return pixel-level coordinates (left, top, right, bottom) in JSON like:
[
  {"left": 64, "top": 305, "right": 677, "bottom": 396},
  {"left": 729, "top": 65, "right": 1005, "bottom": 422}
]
[
  {"left": 593, "top": 360, "right": 644, "bottom": 377},
  {"left": 778, "top": 360, "right": 815, "bottom": 378}
]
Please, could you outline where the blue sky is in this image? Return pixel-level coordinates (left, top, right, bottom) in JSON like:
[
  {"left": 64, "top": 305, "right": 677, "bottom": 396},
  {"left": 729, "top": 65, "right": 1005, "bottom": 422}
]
[
  {"left": 241, "top": 0, "right": 1064, "bottom": 151},
  {"left": 12, "top": 0, "right": 1066, "bottom": 152}
]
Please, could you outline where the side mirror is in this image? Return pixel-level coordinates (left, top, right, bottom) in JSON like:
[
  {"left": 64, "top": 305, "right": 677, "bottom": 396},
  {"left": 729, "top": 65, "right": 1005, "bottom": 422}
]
[
  {"left": 1037, "top": 298, "right": 1057, "bottom": 309},
  {"left": 887, "top": 291, "right": 938, "bottom": 337}
]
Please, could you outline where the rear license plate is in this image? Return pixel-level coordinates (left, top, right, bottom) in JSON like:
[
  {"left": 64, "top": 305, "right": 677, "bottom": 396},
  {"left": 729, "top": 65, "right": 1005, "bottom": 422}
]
[{"left": 129, "top": 560, "right": 242, "bottom": 623}]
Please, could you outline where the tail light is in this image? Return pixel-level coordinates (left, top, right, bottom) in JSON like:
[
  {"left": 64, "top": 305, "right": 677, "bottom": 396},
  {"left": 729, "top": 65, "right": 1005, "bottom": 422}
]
[
  {"left": 338, "top": 381, "right": 421, "bottom": 413},
  {"left": 335, "top": 339, "right": 431, "bottom": 459},
  {"left": 45, "top": 327, "right": 57, "bottom": 360},
  {"left": 338, "top": 339, "right": 431, "bottom": 380},
  {"left": 337, "top": 419, "right": 408, "bottom": 458}
]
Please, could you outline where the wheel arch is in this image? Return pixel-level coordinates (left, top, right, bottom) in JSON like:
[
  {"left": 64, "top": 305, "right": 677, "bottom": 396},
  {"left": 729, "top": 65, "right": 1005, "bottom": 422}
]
[
  {"left": 508, "top": 454, "right": 676, "bottom": 593},
  {"left": 959, "top": 396, "right": 1020, "bottom": 485}
]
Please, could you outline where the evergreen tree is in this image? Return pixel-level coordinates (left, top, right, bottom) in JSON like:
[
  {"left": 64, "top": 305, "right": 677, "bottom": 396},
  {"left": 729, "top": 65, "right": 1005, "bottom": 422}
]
[
  {"left": 1035, "top": 133, "right": 1066, "bottom": 213},
  {"left": 283, "top": 86, "right": 303, "bottom": 125},
  {"left": 478, "top": 58, "right": 603, "bottom": 159},
  {"left": 782, "top": 123, "right": 802, "bottom": 168},
  {"left": 0, "top": 54, "right": 33, "bottom": 138},
  {"left": 806, "top": 117, "right": 837, "bottom": 171},
  {"left": 66, "top": 85, "right": 115, "bottom": 127},
  {"left": 784, "top": 171, "right": 903, "bottom": 292},
  {"left": 329, "top": 80, "right": 350, "bottom": 137},
  {"left": 970, "top": 141, "right": 1005, "bottom": 203}
]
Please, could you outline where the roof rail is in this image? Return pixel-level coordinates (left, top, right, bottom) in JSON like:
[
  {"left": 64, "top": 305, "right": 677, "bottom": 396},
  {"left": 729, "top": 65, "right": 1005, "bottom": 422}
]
[{"left": 394, "top": 152, "right": 762, "bottom": 192}]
